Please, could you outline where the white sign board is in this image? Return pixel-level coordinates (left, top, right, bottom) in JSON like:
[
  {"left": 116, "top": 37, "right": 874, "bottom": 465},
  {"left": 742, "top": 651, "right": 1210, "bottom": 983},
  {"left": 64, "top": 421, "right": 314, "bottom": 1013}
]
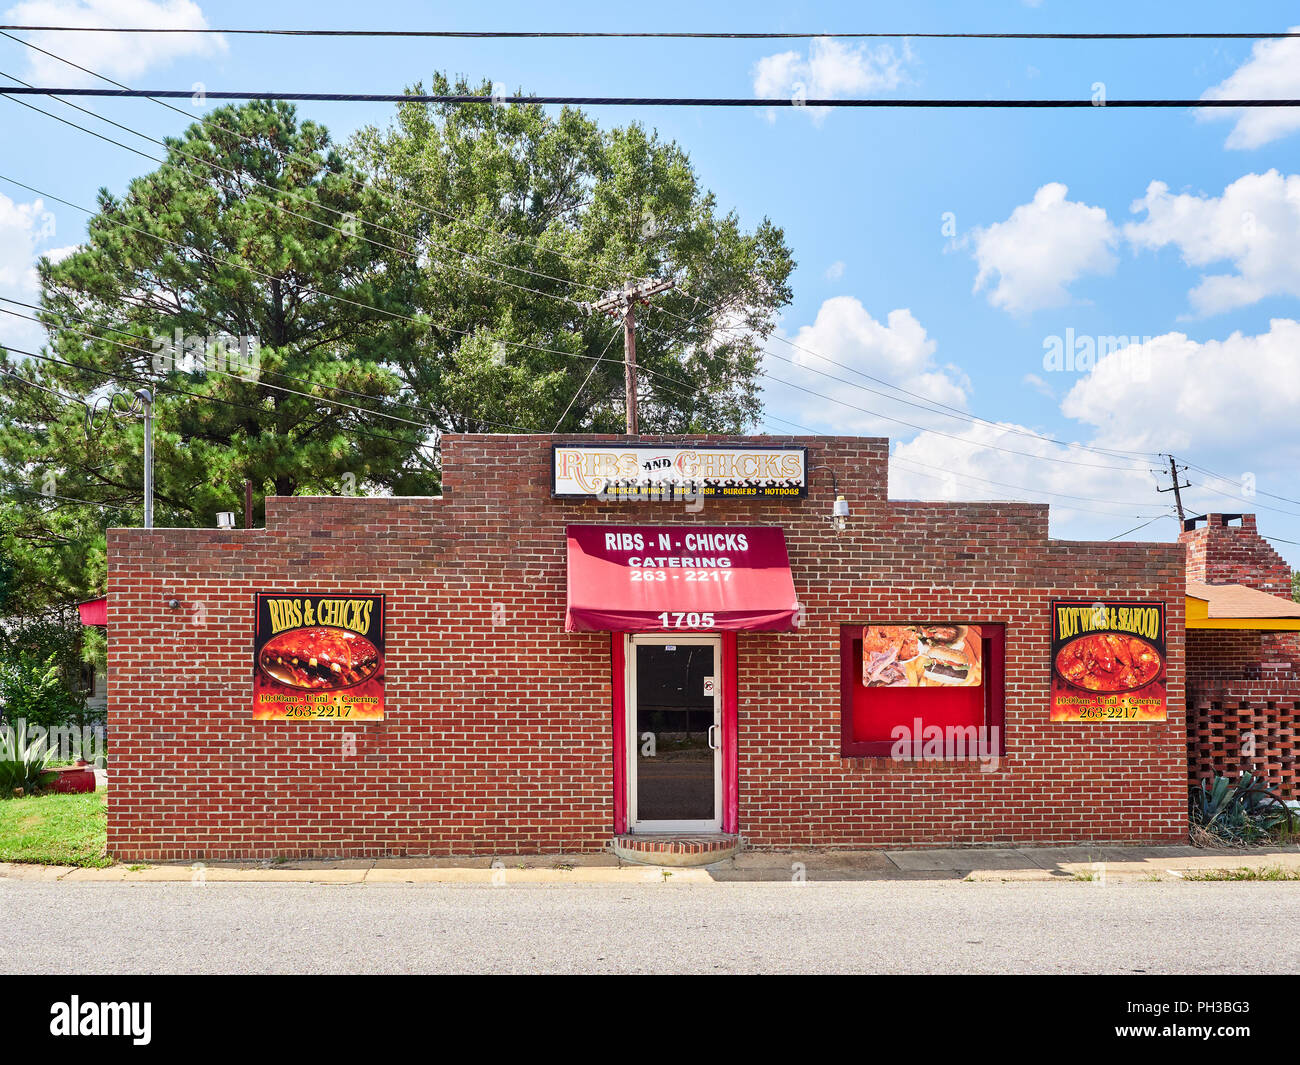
[{"left": 552, "top": 444, "right": 807, "bottom": 499}]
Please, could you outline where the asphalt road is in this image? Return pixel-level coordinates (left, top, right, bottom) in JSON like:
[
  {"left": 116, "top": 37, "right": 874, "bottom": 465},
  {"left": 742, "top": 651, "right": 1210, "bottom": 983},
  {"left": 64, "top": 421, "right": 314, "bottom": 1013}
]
[{"left": 2, "top": 880, "right": 1297, "bottom": 974}]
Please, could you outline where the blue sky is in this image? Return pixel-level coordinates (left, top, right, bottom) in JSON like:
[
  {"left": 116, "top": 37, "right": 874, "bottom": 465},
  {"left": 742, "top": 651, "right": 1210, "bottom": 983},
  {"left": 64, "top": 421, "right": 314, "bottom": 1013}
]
[{"left": 2, "top": 0, "right": 1300, "bottom": 562}]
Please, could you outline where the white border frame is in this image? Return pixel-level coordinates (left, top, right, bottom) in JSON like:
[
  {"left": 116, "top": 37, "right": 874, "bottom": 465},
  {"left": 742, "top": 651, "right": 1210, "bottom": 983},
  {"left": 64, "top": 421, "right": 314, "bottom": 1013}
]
[{"left": 625, "top": 633, "right": 723, "bottom": 833}]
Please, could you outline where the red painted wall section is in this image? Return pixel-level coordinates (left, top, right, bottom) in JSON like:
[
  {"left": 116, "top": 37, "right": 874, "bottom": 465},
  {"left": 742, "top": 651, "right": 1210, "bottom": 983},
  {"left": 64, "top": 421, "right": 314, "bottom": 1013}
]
[
  {"left": 610, "top": 633, "right": 627, "bottom": 836},
  {"left": 722, "top": 630, "right": 739, "bottom": 835},
  {"left": 107, "top": 434, "right": 1188, "bottom": 859}
]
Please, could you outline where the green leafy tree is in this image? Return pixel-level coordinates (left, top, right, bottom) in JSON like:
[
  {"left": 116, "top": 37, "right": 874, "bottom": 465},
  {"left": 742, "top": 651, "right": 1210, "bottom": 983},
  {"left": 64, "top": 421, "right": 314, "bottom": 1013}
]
[
  {"left": 1, "top": 90, "right": 794, "bottom": 609},
  {"left": 0, "top": 101, "right": 434, "bottom": 609},
  {"left": 350, "top": 75, "right": 794, "bottom": 433}
]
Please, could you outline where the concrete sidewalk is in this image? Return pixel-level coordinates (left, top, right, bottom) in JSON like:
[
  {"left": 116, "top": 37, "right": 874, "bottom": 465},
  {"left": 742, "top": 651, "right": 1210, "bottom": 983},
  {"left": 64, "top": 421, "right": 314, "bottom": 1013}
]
[{"left": 3, "top": 844, "right": 1299, "bottom": 884}]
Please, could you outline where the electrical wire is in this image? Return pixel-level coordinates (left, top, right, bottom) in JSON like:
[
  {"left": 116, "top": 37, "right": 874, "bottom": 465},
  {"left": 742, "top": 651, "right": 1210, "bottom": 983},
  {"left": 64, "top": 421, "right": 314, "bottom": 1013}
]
[
  {"left": 0, "top": 87, "right": 1296, "bottom": 107},
  {"left": 0, "top": 479, "right": 130, "bottom": 510},
  {"left": 0, "top": 32, "right": 1219, "bottom": 468},
  {"left": 1107, "top": 514, "right": 1177, "bottom": 540},
  {"left": 0, "top": 172, "right": 616, "bottom": 422},
  {"left": 1, "top": 337, "right": 441, "bottom": 456},
  {"left": 2, "top": 27, "right": 1298, "bottom": 40},
  {"left": 0, "top": 28, "right": 636, "bottom": 292},
  {"left": 551, "top": 327, "right": 623, "bottom": 432}
]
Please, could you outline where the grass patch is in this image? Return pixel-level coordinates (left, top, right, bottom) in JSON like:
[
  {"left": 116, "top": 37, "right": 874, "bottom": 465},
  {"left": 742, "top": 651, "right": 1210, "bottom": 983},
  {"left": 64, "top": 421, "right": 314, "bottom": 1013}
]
[
  {"left": 1183, "top": 866, "right": 1300, "bottom": 882},
  {"left": 0, "top": 791, "right": 109, "bottom": 868}
]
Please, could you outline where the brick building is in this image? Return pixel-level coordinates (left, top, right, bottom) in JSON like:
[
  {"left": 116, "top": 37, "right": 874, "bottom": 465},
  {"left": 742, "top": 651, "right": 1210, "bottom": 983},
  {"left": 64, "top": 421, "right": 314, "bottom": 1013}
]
[
  {"left": 1181, "top": 514, "right": 1300, "bottom": 799},
  {"left": 105, "top": 435, "right": 1189, "bottom": 862}
]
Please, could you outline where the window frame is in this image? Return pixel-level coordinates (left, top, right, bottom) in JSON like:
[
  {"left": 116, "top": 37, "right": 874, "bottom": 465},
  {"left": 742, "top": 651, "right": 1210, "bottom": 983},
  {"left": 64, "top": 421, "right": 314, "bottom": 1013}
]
[{"left": 839, "top": 623, "right": 1006, "bottom": 760}]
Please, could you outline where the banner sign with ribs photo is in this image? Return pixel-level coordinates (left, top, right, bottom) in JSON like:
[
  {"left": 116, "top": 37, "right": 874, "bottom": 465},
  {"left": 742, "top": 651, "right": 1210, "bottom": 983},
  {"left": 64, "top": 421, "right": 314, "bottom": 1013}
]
[{"left": 252, "top": 593, "right": 386, "bottom": 720}]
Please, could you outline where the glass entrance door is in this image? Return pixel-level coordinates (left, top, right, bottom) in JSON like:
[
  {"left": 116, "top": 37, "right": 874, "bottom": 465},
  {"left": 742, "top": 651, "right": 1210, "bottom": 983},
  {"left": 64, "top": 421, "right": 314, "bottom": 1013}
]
[{"left": 629, "top": 635, "right": 721, "bottom": 831}]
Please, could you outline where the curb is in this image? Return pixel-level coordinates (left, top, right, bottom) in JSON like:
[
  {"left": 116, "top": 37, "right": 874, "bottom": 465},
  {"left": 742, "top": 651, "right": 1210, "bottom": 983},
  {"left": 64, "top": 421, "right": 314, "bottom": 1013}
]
[{"left": 4, "top": 850, "right": 1300, "bottom": 885}]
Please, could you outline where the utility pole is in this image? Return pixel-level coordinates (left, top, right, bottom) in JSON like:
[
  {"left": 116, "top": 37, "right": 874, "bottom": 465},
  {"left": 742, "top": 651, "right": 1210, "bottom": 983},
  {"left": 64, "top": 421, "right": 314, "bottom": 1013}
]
[
  {"left": 85, "top": 386, "right": 154, "bottom": 528},
  {"left": 1157, "top": 452, "right": 1191, "bottom": 525},
  {"left": 584, "top": 277, "right": 675, "bottom": 434}
]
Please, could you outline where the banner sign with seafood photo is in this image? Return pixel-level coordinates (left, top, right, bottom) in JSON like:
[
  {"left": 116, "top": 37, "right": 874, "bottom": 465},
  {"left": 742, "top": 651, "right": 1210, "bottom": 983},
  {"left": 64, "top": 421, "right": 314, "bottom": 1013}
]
[
  {"left": 862, "top": 624, "right": 983, "bottom": 687},
  {"left": 1049, "top": 600, "right": 1166, "bottom": 722},
  {"left": 252, "top": 593, "right": 386, "bottom": 720}
]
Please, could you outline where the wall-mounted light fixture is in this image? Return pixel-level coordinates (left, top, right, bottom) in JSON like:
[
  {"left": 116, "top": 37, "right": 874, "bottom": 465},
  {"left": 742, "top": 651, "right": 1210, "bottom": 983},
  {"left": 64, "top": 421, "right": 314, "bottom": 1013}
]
[
  {"left": 216, "top": 511, "right": 236, "bottom": 529},
  {"left": 809, "top": 464, "right": 850, "bottom": 533}
]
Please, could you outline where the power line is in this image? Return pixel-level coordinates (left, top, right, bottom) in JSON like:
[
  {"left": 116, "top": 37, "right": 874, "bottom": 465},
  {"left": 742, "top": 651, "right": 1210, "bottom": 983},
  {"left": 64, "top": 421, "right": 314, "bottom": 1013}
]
[
  {"left": 0, "top": 295, "right": 469, "bottom": 435},
  {"left": 0, "top": 364, "right": 84, "bottom": 406},
  {"left": 1179, "top": 459, "right": 1300, "bottom": 508},
  {"left": 0, "top": 304, "right": 439, "bottom": 433},
  {"left": 0, "top": 32, "right": 1252, "bottom": 469},
  {"left": 1107, "top": 514, "right": 1176, "bottom": 540},
  {"left": 0, "top": 479, "right": 131, "bottom": 511},
  {"left": 551, "top": 327, "right": 623, "bottom": 433},
  {"left": 890, "top": 458, "right": 1169, "bottom": 520},
  {"left": 1, "top": 87, "right": 1296, "bottom": 107},
  {"left": 1, "top": 337, "right": 441, "bottom": 457},
  {"left": 0, "top": 39, "right": 1272, "bottom": 478},
  {"left": 643, "top": 298, "right": 1163, "bottom": 461},
  {"left": 1, "top": 29, "right": 635, "bottom": 292},
  {"left": 0, "top": 75, "right": 602, "bottom": 313},
  {"left": 890, "top": 455, "right": 1159, "bottom": 508},
  {"left": 0, "top": 172, "right": 617, "bottom": 419},
  {"left": 2, "top": 27, "right": 1298, "bottom": 40}
]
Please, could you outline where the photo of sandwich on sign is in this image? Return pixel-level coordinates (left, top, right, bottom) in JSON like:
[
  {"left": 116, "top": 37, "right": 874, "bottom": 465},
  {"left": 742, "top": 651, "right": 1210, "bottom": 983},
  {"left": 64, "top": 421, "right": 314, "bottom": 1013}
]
[{"left": 862, "top": 624, "right": 983, "bottom": 688}]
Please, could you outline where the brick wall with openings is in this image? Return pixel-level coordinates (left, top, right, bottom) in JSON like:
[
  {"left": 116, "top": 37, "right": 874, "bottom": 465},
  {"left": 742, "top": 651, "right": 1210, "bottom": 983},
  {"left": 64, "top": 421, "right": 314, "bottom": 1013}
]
[
  {"left": 1187, "top": 676, "right": 1300, "bottom": 799},
  {"left": 1182, "top": 520, "right": 1300, "bottom": 796},
  {"left": 107, "top": 434, "right": 1187, "bottom": 860}
]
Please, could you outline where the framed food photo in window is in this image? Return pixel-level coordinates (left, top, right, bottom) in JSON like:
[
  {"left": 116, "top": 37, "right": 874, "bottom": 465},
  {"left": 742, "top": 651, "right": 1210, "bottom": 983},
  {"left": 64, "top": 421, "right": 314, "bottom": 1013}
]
[{"left": 839, "top": 624, "right": 1005, "bottom": 759}]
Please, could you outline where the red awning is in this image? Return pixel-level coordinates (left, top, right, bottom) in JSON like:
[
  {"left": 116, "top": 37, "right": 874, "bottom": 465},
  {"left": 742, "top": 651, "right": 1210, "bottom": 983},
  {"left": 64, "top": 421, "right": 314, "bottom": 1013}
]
[
  {"left": 78, "top": 596, "right": 107, "bottom": 627},
  {"left": 565, "top": 524, "right": 799, "bottom": 632}
]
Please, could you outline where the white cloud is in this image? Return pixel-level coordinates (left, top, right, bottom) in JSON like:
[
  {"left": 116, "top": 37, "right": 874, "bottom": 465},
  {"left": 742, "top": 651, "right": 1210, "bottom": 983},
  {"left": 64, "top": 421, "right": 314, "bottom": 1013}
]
[
  {"left": 1125, "top": 170, "right": 1300, "bottom": 315},
  {"left": 1061, "top": 319, "right": 1300, "bottom": 462},
  {"left": 824, "top": 260, "right": 845, "bottom": 281},
  {"left": 4, "top": 0, "right": 225, "bottom": 85},
  {"left": 752, "top": 37, "right": 911, "bottom": 121},
  {"left": 1200, "top": 28, "right": 1300, "bottom": 149},
  {"left": 1022, "top": 372, "right": 1054, "bottom": 399},
  {"left": 888, "top": 319, "right": 1300, "bottom": 539},
  {"left": 762, "top": 306, "right": 1300, "bottom": 547},
  {"left": 765, "top": 297, "right": 969, "bottom": 436},
  {"left": 0, "top": 193, "right": 57, "bottom": 355},
  {"left": 970, "top": 183, "right": 1118, "bottom": 315},
  {"left": 889, "top": 421, "right": 1161, "bottom": 539}
]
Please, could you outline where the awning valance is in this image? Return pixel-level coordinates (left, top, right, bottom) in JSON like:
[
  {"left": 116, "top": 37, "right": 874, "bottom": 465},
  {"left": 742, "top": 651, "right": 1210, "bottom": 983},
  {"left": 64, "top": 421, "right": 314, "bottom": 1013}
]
[
  {"left": 565, "top": 524, "right": 799, "bottom": 632},
  {"left": 77, "top": 596, "right": 107, "bottom": 627}
]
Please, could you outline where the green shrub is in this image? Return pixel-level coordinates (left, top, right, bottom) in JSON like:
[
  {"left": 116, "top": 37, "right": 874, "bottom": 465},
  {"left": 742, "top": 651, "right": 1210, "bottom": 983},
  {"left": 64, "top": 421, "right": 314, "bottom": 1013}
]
[
  {"left": 0, "top": 719, "right": 55, "bottom": 796},
  {"left": 0, "top": 653, "right": 84, "bottom": 729}
]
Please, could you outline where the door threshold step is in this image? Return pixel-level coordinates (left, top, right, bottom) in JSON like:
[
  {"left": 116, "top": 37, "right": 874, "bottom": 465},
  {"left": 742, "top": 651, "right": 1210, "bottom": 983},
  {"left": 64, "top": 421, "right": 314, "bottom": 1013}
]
[{"left": 612, "top": 834, "right": 740, "bottom": 867}]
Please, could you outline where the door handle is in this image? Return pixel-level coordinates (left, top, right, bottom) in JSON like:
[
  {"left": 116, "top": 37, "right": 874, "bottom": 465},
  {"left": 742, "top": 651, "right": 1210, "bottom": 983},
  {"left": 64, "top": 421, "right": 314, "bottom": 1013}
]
[{"left": 707, "top": 724, "right": 720, "bottom": 750}]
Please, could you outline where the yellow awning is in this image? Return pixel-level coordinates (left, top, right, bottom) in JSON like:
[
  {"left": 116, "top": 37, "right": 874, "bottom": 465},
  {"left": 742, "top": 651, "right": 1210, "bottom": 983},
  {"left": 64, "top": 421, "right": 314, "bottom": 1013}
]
[{"left": 1186, "top": 581, "right": 1300, "bottom": 631}]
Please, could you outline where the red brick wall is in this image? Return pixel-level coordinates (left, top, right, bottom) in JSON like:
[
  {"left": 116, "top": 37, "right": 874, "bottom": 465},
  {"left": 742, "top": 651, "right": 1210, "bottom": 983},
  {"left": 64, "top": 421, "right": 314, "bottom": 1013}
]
[{"left": 107, "top": 434, "right": 1188, "bottom": 859}]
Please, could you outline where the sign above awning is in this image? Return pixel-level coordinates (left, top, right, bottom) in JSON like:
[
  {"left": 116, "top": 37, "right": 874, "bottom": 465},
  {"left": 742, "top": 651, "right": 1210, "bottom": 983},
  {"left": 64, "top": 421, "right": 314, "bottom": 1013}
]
[
  {"left": 553, "top": 444, "right": 807, "bottom": 499},
  {"left": 565, "top": 524, "right": 800, "bottom": 632}
]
